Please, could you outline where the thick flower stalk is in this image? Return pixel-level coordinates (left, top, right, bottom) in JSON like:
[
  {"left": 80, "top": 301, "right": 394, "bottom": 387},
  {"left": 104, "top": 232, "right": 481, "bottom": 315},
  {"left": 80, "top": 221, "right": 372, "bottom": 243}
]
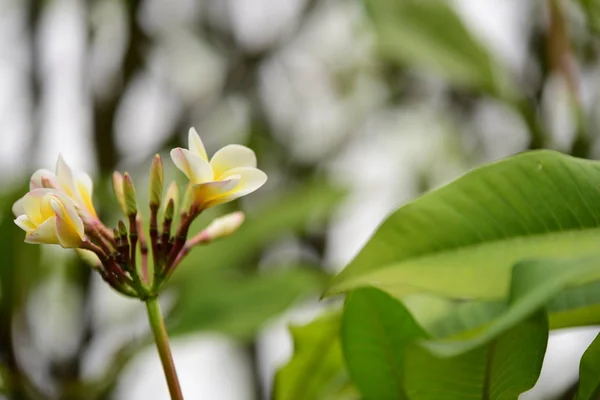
[{"left": 12, "top": 128, "right": 267, "bottom": 399}]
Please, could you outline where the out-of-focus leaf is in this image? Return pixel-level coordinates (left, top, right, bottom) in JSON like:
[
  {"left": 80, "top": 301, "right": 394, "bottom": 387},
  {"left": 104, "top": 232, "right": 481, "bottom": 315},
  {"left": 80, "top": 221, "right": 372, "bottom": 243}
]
[
  {"left": 274, "top": 312, "right": 358, "bottom": 400},
  {"left": 404, "top": 312, "right": 547, "bottom": 400},
  {"left": 341, "top": 287, "right": 426, "bottom": 400},
  {"left": 0, "top": 183, "right": 41, "bottom": 312},
  {"left": 169, "top": 182, "right": 346, "bottom": 282},
  {"left": 364, "top": 0, "right": 510, "bottom": 95},
  {"left": 577, "top": 332, "right": 600, "bottom": 400},
  {"left": 169, "top": 267, "right": 328, "bottom": 340},
  {"left": 424, "top": 255, "right": 600, "bottom": 357},
  {"left": 326, "top": 151, "right": 600, "bottom": 301},
  {"left": 579, "top": 0, "right": 600, "bottom": 34}
]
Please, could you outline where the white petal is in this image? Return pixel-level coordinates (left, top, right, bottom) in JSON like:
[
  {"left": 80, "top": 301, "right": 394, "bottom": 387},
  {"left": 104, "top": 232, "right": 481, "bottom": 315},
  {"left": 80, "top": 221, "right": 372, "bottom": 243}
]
[
  {"left": 170, "top": 148, "right": 214, "bottom": 184},
  {"left": 14, "top": 215, "right": 36, "bottom": 232},
  {"left": 216, "top": 167, "right": 267, "bottom": 203},
  {"left": 75, "top": 172, "right": 93, "bottom": 196},
  {"left": 191, "top": 177, "right": 241, "bottom": 208},
  {"left": 25, "top": 217, "right": 60, "bottom": 245},
  {"left": 50, "top": 197, "right": 84, "bottom": 240},
  {"left": 12, "top": 197, "right": 25, "bottom": 217},
  {"left": 210, "top": 145, "right": 257, "bottom": 179},
  {"left": 55, "top": 154, "right": 76, "bottom": 196},
  {"left": 30, "top": 169, "right": 56, "bottom": 190},
  {"left": 21, "top": 192, "right": 44, "bottom": 223},
  {"left": 75, "top": 172, "right": 97, "bottom": 217},
  {"left": 188, "top": 127, "right": 208, "bottom": 161}
]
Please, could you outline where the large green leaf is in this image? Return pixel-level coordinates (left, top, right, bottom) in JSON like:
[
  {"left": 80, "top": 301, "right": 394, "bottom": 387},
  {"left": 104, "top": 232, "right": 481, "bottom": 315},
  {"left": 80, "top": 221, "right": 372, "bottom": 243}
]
[
  {"left": 274, "top": 312, "right": 358, "bottom": 400},
  {"left": 341, "top": 287, "right": 426, "bottom": 400},
  {"left": 423, "top": 255, "right": 600, "bottom": 357},
  {"left": 326, "top": 150, "right": 600, "bottom": 300},
  {"left": 577, "top": 332, "right": 600, "bottom": 400},
  {"left": 404, "top": 312, "right": 547, "bottom": 400},
  {"left": 168, "top": 267, "right": 327, "bottom": 339},
  {"left": 341, "top": 287, "right": 547, "bottom": 400},
  {"left": 364, "top": 0, "right": 510, "bottom": 95}
]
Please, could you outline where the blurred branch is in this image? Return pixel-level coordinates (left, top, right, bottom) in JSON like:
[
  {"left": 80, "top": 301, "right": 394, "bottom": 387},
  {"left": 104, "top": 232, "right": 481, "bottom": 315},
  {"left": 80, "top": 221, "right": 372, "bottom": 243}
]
[
  {"left": 547, "top": 0, "right": 591, "bottom": 157},
  {"left": 26, "top": 0, "right": 43, "bottom": 168},
  {"left": 90, "top": 0, "right": 148, "bottom": 173}
]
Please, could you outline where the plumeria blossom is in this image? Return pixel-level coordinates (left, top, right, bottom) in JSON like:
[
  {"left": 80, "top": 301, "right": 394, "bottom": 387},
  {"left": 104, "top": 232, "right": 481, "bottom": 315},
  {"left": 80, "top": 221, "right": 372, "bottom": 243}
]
[
  {"left": 12, "top": 128, "right": 266, "bottom": 299},
  {"left": 170, "top": 128, "right": 267, "bottom": 209},
  {"left": 12, "top": 130, "right": 268, "bottom": 397},
  {"left": 27, "top": 154, "right": 98, "bottom": 219},
  {"left": 13, "top": 188, "right": 85, "bottom": 248}
]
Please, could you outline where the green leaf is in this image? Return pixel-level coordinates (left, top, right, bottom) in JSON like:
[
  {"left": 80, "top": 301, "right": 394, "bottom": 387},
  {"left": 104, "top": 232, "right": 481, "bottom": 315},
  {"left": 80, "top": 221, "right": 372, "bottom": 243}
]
[
  {"left": 169, "top": 267, "right": 327, "bottom": 340},
  {"left": 579, "top": 0, "right": 600, "bottom": 34},
  {"left": 424, "top": 255, "right": 600, "bottom": 357},
  {"left": 326, "top": 150, "right": 600, "bottom": 300},
  {"left": 577, "top": 332, "right": 600, "bottom": 400},
  {"left": 364, "top": 0, "right": 510, "bottom": 95},
  {"left": 274, "top": 312, "right": 358, "bottom": 400},
  {"left": 0, "top": 184, "right": 41, "bottom": 311},
  {"left": 341, "top": 287, "right": 427, "bottom": 400},
  {"left": 404, "top": 312, "right": 548, "bottom": 400}
]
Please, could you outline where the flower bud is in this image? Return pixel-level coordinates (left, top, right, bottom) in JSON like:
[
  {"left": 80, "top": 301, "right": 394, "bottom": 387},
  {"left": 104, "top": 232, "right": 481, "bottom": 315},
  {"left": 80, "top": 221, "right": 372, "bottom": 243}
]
[
  {"left": 149, "top": 154, "right": 163, "bottom": 208},
  {"left": 164, "top": 199, "right": 175, "bottom": 222},
  {"left": 41, "top": 177, "right": 54, "bottom": 189},
  {"left": 204, "top": 212, "right": 245, "bottom": 241},
  {"left": 122, "top": 172, "right": 138, "bottom": 217},
  {"left": 118, "top": 219, "right": 128, "bottom": 238},
  {"left": 75, "top": 248, "right": 101, "bottom": 267},
  {"left": 112, "top": 172, "right": 127, "bottom": 215},
  {"left": 181, "top": 184, "right": 193, "bottom": 214},
  {"left": 163, "top": 182, "right": 179, "bottom": 217}
]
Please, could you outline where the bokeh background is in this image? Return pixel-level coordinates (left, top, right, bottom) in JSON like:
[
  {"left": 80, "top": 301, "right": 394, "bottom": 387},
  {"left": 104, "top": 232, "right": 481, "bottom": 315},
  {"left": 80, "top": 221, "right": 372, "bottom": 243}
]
[{"left": 1, "top": 0, "right": 599, "bottom": 399}]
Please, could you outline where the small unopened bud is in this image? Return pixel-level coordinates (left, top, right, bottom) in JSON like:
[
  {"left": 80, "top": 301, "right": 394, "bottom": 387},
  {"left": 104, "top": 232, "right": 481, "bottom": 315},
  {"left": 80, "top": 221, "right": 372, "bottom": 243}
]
[
  {"left": 41, "top": 177, "right": 54, "bottom": 189},
  {"left": 164, "top": 199, "right": 175, "bottom": 221},
  {"left": 163, "top": 182, "right": 179, "bottom": 217},
  {"left": 181, "top": 184, "right": 193, "bottom": 214},
  {"left": 75, "top": 249, "right": 101, "bottom": 267},
  {"left": 113, "top": 227, "right": 120, "bottom": 240},
  {"left": 204, "top": 212, "right": 245, "bottom": 241},
  {"left": 118, "top": 220, "right": 128, "bottom": 238},
  {"left": 122, "top": 172, "right": 137, "bottom": 216},
  {"left": 112, "top": 172, "right": 127, "bottom": 215},
  {"left": 149, "top": 154, "right": 163, "bottom": 208}
]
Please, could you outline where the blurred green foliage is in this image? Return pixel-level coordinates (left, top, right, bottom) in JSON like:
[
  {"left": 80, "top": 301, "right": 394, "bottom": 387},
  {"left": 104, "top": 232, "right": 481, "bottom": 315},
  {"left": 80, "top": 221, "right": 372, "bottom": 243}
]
[{"left": 6, "top": 0, "right": 600, "bottom": 398}]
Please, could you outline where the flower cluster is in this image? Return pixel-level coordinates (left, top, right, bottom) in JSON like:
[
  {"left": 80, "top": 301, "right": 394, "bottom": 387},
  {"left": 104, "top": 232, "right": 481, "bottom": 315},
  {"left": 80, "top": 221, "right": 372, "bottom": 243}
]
[{"left": 12, "top": 128, "right": 267, "bottom": 298}]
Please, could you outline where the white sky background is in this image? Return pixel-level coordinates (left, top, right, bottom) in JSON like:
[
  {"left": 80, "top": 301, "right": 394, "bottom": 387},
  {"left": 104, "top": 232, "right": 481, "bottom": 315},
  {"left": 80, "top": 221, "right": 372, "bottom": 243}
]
[{"left": 0, "top": 0, "right": 597, "bottom": 399}]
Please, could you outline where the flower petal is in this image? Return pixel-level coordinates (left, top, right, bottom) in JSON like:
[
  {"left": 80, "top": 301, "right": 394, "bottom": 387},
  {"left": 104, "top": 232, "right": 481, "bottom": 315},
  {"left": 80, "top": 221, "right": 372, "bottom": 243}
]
[
  {"left": 12, "top": 197, "right": 25, "bottom": 217},
  {"left": 210, "top": 145, "right": 257, "bottom": 179},
  {"left": 25, "top": 216, "right": 60, "bottom": 245},
  {"left": 188, "top": 127, "right": 208, "bottom": 161},
  {"left": 212, "top": 167, "right": 267, "bottom": 205},
  {"left": 14, "top": 215, "right": 36, "bottom": 232},
  {"left": 49, "top": 197, "right": 85, "bottom": 241},
  {"left": 191, "top": 177, "right": 241, "bottom": 209},
  {"left": 170, "top": 148, "right": 214, "bottom": 184},
  {"left": 30, "top": 169, "right": 56, "bottom": 190},
  {"left": 21, "top": 191, "right": 44, "bottom": 223},
  {"left": 75, "top": 172, "right": 97, "bottom": 217},
  {"left": 55, "top": 154, "right": 77, "bottom": 197}
]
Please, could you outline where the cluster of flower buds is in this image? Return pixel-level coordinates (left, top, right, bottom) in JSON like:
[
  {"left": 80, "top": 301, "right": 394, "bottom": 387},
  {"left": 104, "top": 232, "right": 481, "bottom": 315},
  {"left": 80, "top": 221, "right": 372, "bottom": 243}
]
[{"left": 12, "top": 128, "right": 267, "bottom": 299}]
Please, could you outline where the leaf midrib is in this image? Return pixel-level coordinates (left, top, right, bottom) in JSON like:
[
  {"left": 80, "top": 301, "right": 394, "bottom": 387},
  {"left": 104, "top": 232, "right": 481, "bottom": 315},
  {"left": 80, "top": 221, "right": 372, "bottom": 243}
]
[{"left": 330, "top": 225, "right": 600, "bottom": 296}]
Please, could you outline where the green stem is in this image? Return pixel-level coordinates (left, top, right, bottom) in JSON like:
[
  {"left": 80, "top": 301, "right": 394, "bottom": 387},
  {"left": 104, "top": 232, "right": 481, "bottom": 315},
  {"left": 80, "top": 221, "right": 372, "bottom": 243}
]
[{"left": 145, "top": 296, "right": 184, "bottom": 400}]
